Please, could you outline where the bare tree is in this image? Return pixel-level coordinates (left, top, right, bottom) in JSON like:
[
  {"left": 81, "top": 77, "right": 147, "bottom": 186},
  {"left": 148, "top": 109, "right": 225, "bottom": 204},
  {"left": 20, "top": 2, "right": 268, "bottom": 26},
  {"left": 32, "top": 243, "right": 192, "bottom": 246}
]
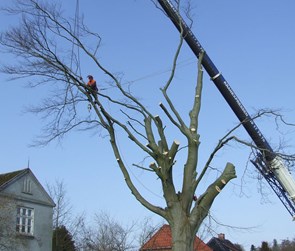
[
  {"left": 80, "top": 212, "right": 135, "bottom": 251},
  {"left": 47, "top": 180, "right": 74, "bottom": 250},
  {"left": 46, "top": 179, "right": 161, "bottom": 250},
  {"left": 47, "top": 179, "right": 72, "bottom": 229},
  {"left": 137, "top": 217, "right": 163, "bottom": 248},
  {"left": 0, "top": 197, "right": 16, "bottom": 251},
  {"left": 1, "top": 1, "right": 290, "bottom": 250},
  {"left": 0, "top": 196, "right": 27, "bottom": 251},
  {"left": 46, "top": 179, "right": 86, "bottom": 250}
]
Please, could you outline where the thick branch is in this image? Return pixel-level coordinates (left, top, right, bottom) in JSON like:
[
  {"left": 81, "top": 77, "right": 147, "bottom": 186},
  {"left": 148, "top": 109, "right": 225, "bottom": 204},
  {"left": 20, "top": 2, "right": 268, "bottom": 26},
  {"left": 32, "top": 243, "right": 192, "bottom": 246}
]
[
  {"left": 108, "top": 125, "right": 166, "bottom": 218},
  {"left": 190, "top": 162, "right": 236, "bottom": 227},
  {"left": 180, "top": 53, "right": 204, "bottom": 212},
  {"left": 189, "top": 52, "right": 204, "bottom": 133}
]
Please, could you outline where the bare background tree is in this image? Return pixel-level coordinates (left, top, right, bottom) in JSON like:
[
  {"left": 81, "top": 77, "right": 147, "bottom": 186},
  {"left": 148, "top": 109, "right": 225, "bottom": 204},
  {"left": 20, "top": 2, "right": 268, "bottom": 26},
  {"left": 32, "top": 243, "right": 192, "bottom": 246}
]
[
  {"left": 79, "top": 212, "right": 135, "bottom": 251},
  {"left": 47, "top": 179, "right": 90, "bottom": 250},
  {"left": 0, "top": 1, "right": 294, "bottom": 250},
  {"left": 137, "top": 217, "right": 163, "bottom": 248},
  {"left": 47, "top": 180, "right": 72, "bottom": 229},
  {"left": 0, "top": 197, "right": 27, "bottom": 251},
  {"left": 47, "top": 180, "right": 77, "bottom": 250},
  {"left": 46, "top": 179, "right": 162, "bottom": 250}
]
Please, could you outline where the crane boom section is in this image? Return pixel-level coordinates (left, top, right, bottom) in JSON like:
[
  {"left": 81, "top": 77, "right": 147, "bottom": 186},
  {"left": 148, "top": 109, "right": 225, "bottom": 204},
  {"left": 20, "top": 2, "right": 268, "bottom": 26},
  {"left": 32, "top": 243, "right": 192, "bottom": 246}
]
[{"left": 157, "top": 0, "right": 295, "bottom": 217}]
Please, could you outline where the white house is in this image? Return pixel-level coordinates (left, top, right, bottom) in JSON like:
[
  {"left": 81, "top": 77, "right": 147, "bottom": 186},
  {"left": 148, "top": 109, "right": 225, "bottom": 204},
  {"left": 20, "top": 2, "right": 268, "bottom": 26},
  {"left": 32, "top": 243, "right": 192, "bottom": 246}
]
[{"left": 0, "top": 168, "right": 55, "bottom": 251}]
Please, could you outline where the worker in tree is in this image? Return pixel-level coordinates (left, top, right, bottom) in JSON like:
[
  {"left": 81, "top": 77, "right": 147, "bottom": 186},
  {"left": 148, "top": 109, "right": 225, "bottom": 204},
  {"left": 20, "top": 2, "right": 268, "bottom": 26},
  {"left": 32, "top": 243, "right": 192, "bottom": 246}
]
[
  {"left": 86, "top": 75, "right": 98, "bottom": 93},
  {"left": 85, "top": 75, "right": 99, "bottom": 111}
]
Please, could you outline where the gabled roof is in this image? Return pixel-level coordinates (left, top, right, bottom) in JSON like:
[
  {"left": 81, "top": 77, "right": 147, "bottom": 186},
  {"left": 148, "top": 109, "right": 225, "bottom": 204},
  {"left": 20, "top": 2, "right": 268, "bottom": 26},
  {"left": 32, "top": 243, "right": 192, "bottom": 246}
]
[
  {"left": 0, "top": 168, "right": 28, "bottom": 189},
  {"left": 207, "top": 235, "right": 240, "bottom": 251},
  {"left": 0, "top": 168, "right": 55, "bottom": 207},
  {"left": 140, "top": 224, "right": 212, "bottom": 251}
]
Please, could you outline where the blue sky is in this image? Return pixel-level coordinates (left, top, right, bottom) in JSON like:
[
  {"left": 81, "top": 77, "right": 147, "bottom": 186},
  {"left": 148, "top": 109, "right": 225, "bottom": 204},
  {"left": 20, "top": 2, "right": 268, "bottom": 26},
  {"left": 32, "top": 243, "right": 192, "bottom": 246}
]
[{"left": 1, "top": 0, "right": 295, "bottom": 249}]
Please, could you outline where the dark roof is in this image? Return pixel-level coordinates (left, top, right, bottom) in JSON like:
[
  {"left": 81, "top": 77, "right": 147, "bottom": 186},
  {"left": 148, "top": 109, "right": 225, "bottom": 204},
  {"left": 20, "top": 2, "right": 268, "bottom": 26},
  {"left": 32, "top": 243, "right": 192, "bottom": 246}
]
[
  {"left": 0, "top": 168, "right": 28, "bottom": 189},
  {"left": 140, "top": 224, "right": 212, "bottom": 251},
  {"left": 207, "top": 236, "right": 241, "bottom": 251},
  {"left": 0, "top": 168, "right": 55, "bottom": 207}
]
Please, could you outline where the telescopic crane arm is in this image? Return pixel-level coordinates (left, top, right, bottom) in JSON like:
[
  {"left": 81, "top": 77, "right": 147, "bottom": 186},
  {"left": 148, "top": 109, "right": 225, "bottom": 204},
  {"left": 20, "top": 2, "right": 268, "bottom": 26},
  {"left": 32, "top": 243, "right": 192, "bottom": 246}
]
[{"left": 157, "top": 0, "right": 295, "bottom": 217}]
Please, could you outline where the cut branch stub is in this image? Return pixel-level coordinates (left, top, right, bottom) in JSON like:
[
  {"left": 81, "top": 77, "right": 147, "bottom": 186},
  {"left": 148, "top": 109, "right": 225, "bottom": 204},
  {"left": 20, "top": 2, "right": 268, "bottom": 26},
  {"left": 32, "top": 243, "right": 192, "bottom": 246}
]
[
  {"left": 144, "top": 116, "right": 159, "bottom": 153},
  {"left": 155, "top": 115, "right": 169, "bottom": 152},
  {"left": 169, "top": 140, "right": 180, "bottom": 161}
]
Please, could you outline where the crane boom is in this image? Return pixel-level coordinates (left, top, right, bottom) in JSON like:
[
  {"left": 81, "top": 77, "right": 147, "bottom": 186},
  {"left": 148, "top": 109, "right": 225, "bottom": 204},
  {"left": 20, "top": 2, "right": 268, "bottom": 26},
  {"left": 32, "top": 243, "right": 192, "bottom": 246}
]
[{"left": 157, "top": 0, "right": 295, "bottom": 217}]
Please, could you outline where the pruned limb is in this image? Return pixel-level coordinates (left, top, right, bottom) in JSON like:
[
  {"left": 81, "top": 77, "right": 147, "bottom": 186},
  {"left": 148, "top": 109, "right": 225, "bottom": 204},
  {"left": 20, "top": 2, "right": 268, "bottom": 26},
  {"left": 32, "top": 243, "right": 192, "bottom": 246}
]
[
  {"left": 144, "top": 116, "right": 160, "bottom": 154},
  {"left": 189, "top": 52, "right": 204, "bottom": 135},
  {"left": 132, "top": 163, "right": 154, "bottom": 172},
  {"left": 109, "top": 125, "right": 166, "bottom": 218},
  {"left": 190, "top": 162, "right": 236, "bottom": 228},
  {"left": 159, "top": 102, "right": 182, "bottom": 130},
  {"left": 155, "top": 115, "right": 169, "bottom": 153},
  {"left": 169, "top": 140, "right": 180, "bottom": 162}
]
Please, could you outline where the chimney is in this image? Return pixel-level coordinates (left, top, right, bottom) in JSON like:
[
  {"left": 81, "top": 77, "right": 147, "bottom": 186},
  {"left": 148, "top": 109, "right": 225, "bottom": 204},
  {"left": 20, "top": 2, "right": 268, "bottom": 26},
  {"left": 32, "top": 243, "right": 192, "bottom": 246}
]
[{"left": 218, "top": 233, "right": 225, "bottom": 240}]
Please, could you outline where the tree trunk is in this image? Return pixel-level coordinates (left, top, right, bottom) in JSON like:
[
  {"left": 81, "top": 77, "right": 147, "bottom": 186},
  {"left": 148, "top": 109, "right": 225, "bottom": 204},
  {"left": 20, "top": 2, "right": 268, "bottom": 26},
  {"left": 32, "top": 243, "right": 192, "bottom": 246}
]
[
  {"left": 170, "top": 220, "right": 194, "bottom": 251},
  {"left": 166, "top": 203, "right": 196, "bottom": 251}
]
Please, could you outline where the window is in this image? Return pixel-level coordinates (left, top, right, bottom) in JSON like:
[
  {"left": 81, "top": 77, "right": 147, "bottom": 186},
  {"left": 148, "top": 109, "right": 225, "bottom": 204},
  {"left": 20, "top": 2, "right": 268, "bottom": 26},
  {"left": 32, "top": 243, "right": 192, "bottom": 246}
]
[{"left": 16, "top": 207, "right": 34, "bottom": 235}]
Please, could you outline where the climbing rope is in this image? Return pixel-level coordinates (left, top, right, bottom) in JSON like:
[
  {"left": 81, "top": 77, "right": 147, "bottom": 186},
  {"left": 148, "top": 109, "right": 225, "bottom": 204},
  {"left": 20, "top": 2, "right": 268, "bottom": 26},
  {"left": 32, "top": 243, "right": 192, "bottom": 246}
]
[
  {"left": 70, "top": 0, "right": 82, "bottom": 77},
  {"left": 70, "top": 0, "right": 93, "bottom": 112}
]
